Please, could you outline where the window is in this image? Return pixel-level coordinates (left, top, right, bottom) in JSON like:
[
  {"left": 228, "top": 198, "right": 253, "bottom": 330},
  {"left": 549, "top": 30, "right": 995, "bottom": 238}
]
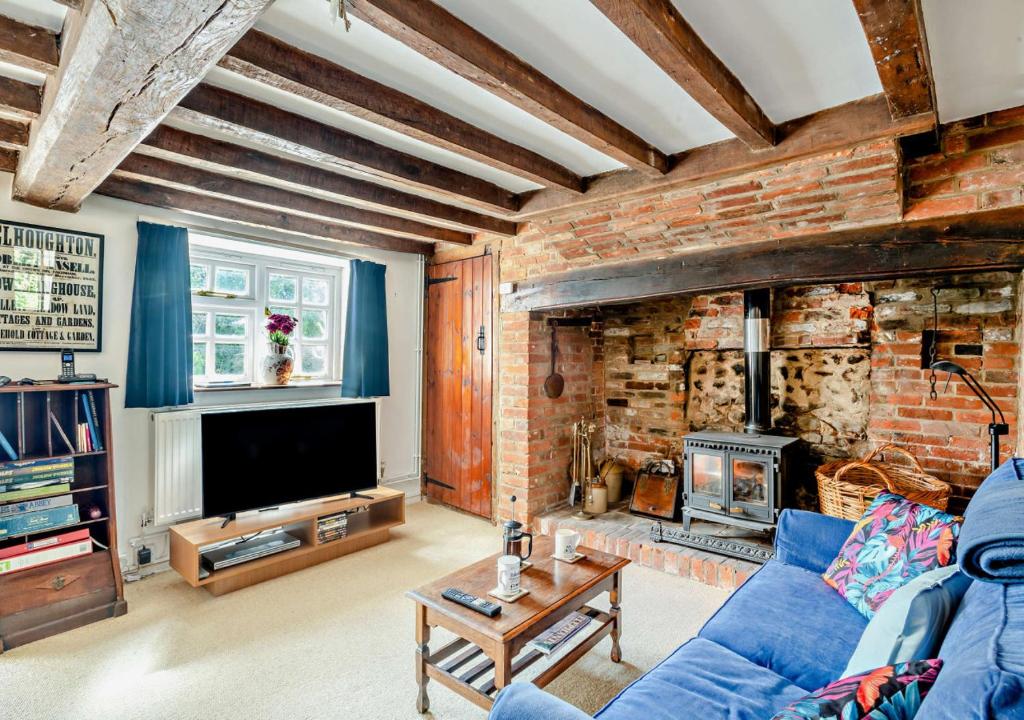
[{"left": 188, "top": 234, "right": 347, "bottom": 386}]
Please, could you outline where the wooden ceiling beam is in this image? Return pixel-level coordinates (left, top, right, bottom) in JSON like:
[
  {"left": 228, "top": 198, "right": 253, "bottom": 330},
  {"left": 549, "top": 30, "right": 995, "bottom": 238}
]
[
  {"left": 0, "top": 118, "right": 29, "bottom": 149},
  {"left": 346, "top": 0, "right": 670, "bottom": 176},
  {"left": 590, "top": 0, "right": 775, "bottom": 148},
  {"left": 96, "top": 176, "right": 434, "bottom": 256},
  {"left": 0, "top": 15, "right": 59, "bottom": 74},
  {"left": 115, "top": 153, "right": 472, "bottom": 245},
  {"left": 221, "top": 30, "right": 582, "bottom": 193},
  {"left": 13, "top": 0, "right": 274, "bottom": 211},
  {"left": 0, "top": 77, "right": 41, "bottom": 119},
  {"left": 852, "top": 0, "right": 936, "bottom": 119},
  {"left": 139, "top": 126, "right": 516, "bottom": 236},
  {"left": 172, "top": 84, "right": 520, "bottom": 215},
  {"left": 516, "top": 93, "right": 934, "bottom": 219},
  {"left": 503, "top": 206, "right": 1024, "bottom": 312}
]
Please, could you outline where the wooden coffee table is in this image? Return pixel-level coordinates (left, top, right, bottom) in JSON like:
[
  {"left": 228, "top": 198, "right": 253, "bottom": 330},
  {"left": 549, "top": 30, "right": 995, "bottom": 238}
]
[{"left": 406, "top": 535, "right": 629, "bottom": 713}]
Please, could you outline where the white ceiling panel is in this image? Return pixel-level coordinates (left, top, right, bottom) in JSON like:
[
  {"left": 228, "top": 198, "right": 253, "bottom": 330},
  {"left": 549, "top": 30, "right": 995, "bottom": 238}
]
[
  {"left": 923, "top": 0, "right": 1024, "bottom": 122},
  {"left": 255, "top": 0, "right": 624, "bottom": 176},
  {"left": 433, "top": 0, "right": 734, "bottom": 154},
  {"left": 670, "top": 0, "right": 882, "bottom": 123}
]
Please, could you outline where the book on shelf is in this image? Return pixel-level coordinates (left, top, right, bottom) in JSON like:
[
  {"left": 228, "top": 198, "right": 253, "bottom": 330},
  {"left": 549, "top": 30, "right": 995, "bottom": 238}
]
[
  {"left": 0, "top": 533, "right": 92, "bottom": 575},
  {"left": 0, "top": 504, "right": 79, "bottom": 538},
  {"left": 0, "top": 494, "right": 73, "bottom": 519},
  {"left": 0, "top": 528, "right": 89, "bottom": 560},
  {"left": 0, "top": 429, "right": 16, "bottom": 461},
  {"left": 86, "top": 391, "right": 104, "bottom": 451},
  {"left": 527, "top": 612, "right": 593, "bottom": 655},
  {"left": 76, "top": 423, "right": 94, "bottom": 452},
  {"left": 0, "top": 475, "right": 73, "bottom": 493},
  {"left": 0, "top": 456, "right": 74, "bottom": 479},
  {"left": 0, "top": 483, "right": 72, "bottom": 503},
  {"left": 80, "top": 392, "right": 103, "bottom": 452}
]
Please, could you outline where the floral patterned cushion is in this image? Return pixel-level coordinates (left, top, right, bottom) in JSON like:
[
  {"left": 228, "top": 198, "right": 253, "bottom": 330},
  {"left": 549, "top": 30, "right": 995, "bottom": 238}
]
[
  {"left": 823, "top": 493, "right": 960, "bottom": 619},
  {"left": 770, "top": 659, "right": 943, "bottom": 720}
]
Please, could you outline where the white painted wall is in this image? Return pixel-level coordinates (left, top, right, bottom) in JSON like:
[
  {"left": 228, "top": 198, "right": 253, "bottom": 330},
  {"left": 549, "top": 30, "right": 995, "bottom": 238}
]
[{"left": 0, "top": 172, "right": 423, "bottom": 569}]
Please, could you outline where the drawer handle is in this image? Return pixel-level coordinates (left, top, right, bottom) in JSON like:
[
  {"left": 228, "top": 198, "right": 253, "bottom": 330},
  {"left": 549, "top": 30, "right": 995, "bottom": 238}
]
[
  {"left": 708, "top": 501, "right": 723, "bottom": 511},
  {"left": 729, "top": 506, "right": 745, "bottom": 515},
  {"left": 51, "top": 575, "right": 67, "bottom": 591}
]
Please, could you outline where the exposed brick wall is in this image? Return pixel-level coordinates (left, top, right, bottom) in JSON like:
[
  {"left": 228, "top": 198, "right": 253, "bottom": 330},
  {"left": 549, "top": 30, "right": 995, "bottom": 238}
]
[
  {"left": 501, "top": 138, "right": 902, "bottom": 283},
  {"left": 905, "top": 106, "right": 1024, "bottom": 220},
  {"left": 866, "top": 272, "right": 1019, "bottom": 509},
  {"left": 487, "top": 107, "right": 1024, "bottom": 526}
]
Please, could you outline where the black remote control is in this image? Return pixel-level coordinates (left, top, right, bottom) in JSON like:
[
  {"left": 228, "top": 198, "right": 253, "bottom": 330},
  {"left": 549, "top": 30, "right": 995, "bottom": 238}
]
[{"left": 442, "top": 587, "right": 501, "bottom": 617}]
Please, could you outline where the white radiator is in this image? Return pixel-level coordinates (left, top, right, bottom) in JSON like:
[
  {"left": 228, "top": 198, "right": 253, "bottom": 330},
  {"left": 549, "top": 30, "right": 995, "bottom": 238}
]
[{"left": 152, "top": 410, "right": 203, "bottom": 525}]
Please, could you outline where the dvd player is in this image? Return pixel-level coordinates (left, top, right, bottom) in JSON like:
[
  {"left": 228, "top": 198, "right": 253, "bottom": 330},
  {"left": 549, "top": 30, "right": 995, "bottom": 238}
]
[{"left": 201, "top": 530, "right": 300, "bottom": 571}]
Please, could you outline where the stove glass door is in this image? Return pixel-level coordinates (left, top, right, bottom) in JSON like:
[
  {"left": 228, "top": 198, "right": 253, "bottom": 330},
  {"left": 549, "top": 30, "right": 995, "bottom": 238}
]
[
  {"left": 688, "top": 448, "right": 726, "bottom": 513},
  {"left": 729, "top": 454, "right": 772, "bottom": 522}
]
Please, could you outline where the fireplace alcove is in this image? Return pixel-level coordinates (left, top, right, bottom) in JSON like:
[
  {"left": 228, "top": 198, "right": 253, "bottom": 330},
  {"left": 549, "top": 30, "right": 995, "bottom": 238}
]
[{"left": 526, "top": 270, "right": 1021, "bottom": 573}]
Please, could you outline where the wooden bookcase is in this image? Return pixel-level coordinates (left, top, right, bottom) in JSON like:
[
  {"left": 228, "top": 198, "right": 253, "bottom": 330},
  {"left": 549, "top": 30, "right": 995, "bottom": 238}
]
[
  {"left": 0, "top": 383, "right": 126, "bottom": 652},
  {"left": 169, "top": 487, "right": 405, "bottom": 596}
]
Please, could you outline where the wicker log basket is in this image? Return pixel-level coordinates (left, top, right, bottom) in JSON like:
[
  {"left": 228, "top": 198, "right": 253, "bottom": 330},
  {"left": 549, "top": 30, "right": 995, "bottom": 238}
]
[{"left": 816, "top": 444, "right": 952, "bottom": 521}]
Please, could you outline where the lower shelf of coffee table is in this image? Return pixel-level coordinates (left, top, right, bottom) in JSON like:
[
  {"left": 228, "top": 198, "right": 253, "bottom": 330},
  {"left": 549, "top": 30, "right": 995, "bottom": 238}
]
[{"left": 425, "top": 606, "right": 613, "bottom": 708}]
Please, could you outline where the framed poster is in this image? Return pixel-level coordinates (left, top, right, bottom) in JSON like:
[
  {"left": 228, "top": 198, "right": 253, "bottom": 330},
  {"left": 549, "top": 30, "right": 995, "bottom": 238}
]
[{"left": 0, "top": 220, "right": 104, "bottom": 351}]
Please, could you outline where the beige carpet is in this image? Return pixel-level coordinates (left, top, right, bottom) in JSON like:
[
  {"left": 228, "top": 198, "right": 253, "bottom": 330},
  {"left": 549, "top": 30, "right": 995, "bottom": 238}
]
[{"left": 0, "top": 503, "right": 729, "bottom": 720}]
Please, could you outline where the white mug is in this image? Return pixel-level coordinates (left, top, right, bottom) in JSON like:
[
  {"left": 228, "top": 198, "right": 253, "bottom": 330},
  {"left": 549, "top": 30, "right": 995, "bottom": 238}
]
[
  {"left": 497, "top": 555, "right": 521, "bottom": 595},
  {"left": 555, "top": 528, "right": 581, "bottom": 560}
]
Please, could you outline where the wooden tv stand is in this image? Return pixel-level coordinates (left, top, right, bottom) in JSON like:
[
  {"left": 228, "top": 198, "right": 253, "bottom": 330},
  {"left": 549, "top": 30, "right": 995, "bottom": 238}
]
[{"left": 168, "top": 488, "right": 405, "bottom": 595}]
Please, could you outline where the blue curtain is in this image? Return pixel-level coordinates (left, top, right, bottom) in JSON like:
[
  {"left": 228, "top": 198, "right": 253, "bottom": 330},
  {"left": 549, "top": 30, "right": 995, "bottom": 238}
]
[
  {"left": 125, "top": 222, "right": 194, "bottom": 408},
  {"left": 342, "top": 259, "right": 390, "bottom": 397}
]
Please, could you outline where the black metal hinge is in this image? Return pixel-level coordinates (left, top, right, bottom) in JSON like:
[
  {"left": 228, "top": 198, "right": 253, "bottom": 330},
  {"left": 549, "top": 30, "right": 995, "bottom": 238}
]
[
  {"left": 426, "top": 276, "right": 457, "bottom": 287},
  {"left": 424, "top": 475, "right": 456, "bottom": 491}
]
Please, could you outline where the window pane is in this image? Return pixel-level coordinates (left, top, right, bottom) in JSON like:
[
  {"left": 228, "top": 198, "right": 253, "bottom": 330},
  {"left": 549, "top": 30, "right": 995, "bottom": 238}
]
[
  {"left": 268, "top": 273, "right": 297, "bottom": 302},
  {"left": 214, "top": 267, "right": 249, "bottom": 295},
  {"left": 302, "top": 309, "right": 327, "bottom": 340},
  {"left": 214, "top": 313, "right": 246, "bottom": 337},
  {"left": 193, "top": 341, "right": 207, "bottom": 376},
  {"left": 301, "top": 346, "right": 327, "bottom": 376},
  {"left": 269, "top": 305, "right": 294, "bottom": 319},
  {"left": 302, "top": 277, "right": 330, "bottom": 305},
  {"left": 190, "top": 263, "right": 209, "bottom": 291},
  {"left": 192, "top": 312, "right": 208, "bottom": 336},
  {"left": 214, "top": 343, "right": 246, "bottom": 376}
]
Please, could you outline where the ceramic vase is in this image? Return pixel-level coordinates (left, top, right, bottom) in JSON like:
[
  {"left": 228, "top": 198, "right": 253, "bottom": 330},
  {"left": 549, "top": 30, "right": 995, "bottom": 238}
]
[{"left": 261, "top": 343, "right": 294, "bottom": 385}]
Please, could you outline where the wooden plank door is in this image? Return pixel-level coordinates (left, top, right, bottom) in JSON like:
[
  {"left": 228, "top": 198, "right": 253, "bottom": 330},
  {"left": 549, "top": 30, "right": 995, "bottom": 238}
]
[{"left": 424, "top": 255, "right": 493, "bottom": 518}]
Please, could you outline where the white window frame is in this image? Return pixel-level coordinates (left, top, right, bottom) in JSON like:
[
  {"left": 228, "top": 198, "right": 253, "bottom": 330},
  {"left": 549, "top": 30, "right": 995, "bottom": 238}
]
[{"left": 188, "top": 239, "right": 347, "bottom": 387}]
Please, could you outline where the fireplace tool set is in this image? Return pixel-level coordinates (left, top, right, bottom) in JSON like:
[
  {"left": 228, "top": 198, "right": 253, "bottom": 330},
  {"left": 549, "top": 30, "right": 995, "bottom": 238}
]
[{"left": 569, "top": 418, "right": 607, "bottom": 519}]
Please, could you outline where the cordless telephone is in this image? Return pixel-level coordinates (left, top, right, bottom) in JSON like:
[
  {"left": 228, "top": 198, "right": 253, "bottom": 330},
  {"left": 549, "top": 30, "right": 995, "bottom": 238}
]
[{"left": 56, "top": 349, "right": 97, "bottom": 384}]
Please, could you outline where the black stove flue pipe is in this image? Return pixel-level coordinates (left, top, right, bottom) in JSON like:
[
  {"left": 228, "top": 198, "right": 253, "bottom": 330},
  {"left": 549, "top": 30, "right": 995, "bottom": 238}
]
[{"left": 743, "top": 289, "right": 772, "bottom": 434}]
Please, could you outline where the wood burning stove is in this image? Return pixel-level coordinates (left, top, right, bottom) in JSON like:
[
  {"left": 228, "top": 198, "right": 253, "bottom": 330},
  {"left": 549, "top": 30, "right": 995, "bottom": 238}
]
[
  {"left": 679, "top": 289, "right": 800, "bottom": 538},
  {"left": 682, "top": 430, "right": 798, "bottom": 532}
]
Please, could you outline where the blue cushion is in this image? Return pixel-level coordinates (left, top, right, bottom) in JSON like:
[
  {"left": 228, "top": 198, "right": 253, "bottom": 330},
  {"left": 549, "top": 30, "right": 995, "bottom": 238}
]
[
  {"left": 843, "top": 564, "right": 972, "bottom": 677},
  {"left": 916, "top": 581, "right": 1024, "bottom": 719},
  {"left": 700, "top": 560, "right": 868, "bottom": 690},
  {"left": 594, "top": 638, "right": 805, "bottom": 720}
]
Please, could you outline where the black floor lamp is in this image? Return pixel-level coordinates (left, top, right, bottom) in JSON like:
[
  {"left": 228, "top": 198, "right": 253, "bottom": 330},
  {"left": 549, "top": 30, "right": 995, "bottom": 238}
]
[{"left": 930, "top": 360, "right": 1009, "bottom": 472}]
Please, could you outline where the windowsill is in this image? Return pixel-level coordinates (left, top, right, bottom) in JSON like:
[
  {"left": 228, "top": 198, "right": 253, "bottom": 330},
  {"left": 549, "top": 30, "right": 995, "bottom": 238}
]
[{"left": 194, "top": 380, "right": 342, "bottom": 393}]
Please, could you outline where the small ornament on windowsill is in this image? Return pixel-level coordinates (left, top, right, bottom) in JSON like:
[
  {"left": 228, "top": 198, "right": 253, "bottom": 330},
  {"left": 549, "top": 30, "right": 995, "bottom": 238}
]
[{"left": 261, "top": 310, "right": 297, "bottom": 386}]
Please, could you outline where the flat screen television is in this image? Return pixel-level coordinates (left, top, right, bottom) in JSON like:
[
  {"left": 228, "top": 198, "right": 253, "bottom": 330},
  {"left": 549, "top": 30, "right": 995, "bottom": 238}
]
[{"left": 201, "top": 401, "right": 378, "bottom": 519}]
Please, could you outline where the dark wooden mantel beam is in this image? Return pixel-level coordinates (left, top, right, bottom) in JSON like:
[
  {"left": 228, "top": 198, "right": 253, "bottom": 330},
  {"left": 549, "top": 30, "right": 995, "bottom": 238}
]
[
  {"left": 502, "top": 206, "right": 1024, "bottom": 312},
  {"left": 590, "top": 0, "right": 775, "bottom": 148},
  {"left": 13, "top": 0, "right": 275, "bottom": 211},
  {"left": 852, "top": 0, "right": 936, "bottom": 119},
  {"left": 346, "top": 0, "right": 670, "bottom": 176}
]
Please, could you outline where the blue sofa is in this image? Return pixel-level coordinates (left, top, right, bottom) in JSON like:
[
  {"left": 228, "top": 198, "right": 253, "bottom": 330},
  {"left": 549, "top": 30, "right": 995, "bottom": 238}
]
[{"left": 490, "top": 461, "right": 1024, "bottom": 720}]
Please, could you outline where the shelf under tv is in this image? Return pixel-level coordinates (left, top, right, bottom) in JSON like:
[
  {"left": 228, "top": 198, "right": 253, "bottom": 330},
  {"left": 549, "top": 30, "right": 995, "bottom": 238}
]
[{"left": 168, "top": 487, "right": 405, "bottom": 596}]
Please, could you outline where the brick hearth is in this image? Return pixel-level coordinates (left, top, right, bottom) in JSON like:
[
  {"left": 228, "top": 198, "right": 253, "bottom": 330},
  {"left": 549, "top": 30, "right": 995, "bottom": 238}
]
[{"left": 537, "top": 506, "right": 760, "bottom": 591}]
